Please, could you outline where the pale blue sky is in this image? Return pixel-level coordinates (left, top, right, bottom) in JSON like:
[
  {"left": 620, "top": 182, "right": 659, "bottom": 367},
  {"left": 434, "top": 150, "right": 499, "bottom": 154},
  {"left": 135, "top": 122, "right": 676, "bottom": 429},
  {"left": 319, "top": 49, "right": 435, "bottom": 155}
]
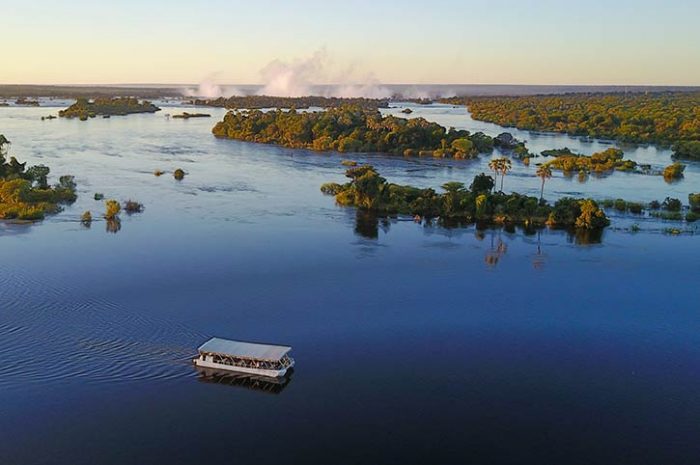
[{"left": 2, "top": 0, "right": 699, "bottom": 85}]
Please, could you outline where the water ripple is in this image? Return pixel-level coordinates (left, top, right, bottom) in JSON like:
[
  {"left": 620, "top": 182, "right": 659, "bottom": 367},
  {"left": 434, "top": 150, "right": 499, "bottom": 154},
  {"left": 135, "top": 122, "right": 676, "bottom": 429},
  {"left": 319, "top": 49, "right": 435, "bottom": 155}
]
[{"left": 0, "top": 290, "right": 207, "bottom": 389}]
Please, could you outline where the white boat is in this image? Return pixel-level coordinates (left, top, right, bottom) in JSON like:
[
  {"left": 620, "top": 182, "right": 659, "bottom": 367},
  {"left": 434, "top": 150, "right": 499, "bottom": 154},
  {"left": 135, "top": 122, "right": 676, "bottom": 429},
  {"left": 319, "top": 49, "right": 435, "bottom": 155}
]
[{"left": 193, "top": 337, "right": 294, "bottom": 378}]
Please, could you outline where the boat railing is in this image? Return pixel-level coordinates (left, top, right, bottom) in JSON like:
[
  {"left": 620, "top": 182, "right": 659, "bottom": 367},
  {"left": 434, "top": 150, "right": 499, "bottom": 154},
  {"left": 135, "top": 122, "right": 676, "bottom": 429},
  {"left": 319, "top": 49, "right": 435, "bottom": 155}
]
[{"left": 202, "top": 352, "right": 291, "bottom": 371}]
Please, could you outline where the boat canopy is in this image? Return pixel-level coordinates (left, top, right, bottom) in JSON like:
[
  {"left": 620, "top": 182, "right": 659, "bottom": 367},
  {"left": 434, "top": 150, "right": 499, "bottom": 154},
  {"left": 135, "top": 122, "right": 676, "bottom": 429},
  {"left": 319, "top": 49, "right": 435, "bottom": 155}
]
[{"left": 198, "top": 337, "right": 291, "bottom": 362}]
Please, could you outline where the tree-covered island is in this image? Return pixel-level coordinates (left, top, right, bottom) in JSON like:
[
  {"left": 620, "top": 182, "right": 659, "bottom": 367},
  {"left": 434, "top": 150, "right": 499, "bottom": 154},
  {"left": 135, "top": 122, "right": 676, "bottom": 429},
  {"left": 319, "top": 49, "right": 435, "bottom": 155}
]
[
  {"left": 59, "top": 97, "right": 160, "bottom": 120},
  {"left": 442, "top": 92, "right": 700, "bottom": 147},
  {"left": 212, "top": 106, "right": 496, "bottom": 158},
  {"left": 321, "top": 165, "right": 610, "bottom": 231},
  {"left": 0, "top": 135, "right": 77, "bottom": 220}
]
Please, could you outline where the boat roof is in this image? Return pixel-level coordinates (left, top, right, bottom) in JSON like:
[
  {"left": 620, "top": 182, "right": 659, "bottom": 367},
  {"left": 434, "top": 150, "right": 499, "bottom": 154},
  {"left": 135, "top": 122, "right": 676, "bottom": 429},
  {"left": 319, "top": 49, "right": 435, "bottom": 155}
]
[{"left": 198, "top": 337, "right": 291, "bottom": 361}]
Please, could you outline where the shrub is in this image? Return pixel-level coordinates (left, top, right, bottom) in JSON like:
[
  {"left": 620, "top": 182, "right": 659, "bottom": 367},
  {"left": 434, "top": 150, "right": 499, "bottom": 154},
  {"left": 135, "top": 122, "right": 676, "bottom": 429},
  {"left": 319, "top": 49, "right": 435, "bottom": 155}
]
[
  {"left": 627, "top": 202, "right": 643, "bottom": 214},
  {"left": 648, "top": 200, "right": 661, "bottom": 210},
  {"left": 94, "top": 193, "right": 105, "bottom": 200},
  {"left": 662, "top": 197, "right": 682, "bottom": 212},
  {"left": 81, "top": 211, "right": 92, "bottom": 226},
  {"left": 154, "top": 170, "right": 165, "bottom": 177},
  {"left": 123, "top": 200, "right": 144, "bottom": 214},
  {"left": 341, "top": 160, "right": 357, "bottom": 167},
  {"left": 469, "top": 173, "right": 495, "bottom": 193},
  {"left": 686, "top": 211, "right": 700, "bottom": 223},
  {"left": 320, "top": 183, "right": 344, "bottom": 196},
  {"left": 174, "top": 169, "right": 185, "bottom": 180},
  {"left": 613, "top": 199, "right": 627, "bottom": 212},
  {"left": 663, "top": 162, "right": 686, "bottom": 180},
  {"left": 689, "top": 193, "right": 700, "bottom": 212},
  {"left": 575, "top": 199, "right": 609, "bottom": 229},
  {"left": 105, "top": 199, "right": 121, "bottom": 219},
  {"left": 651, "top": 211, "right": 683, "bottom": 221}
]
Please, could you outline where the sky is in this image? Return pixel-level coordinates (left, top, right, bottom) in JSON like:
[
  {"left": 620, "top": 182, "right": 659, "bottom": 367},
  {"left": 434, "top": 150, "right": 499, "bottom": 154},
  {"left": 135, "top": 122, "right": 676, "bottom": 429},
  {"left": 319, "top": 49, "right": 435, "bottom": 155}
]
[{"left": 2, "top": 0, "right": 699, "bottom": 86}]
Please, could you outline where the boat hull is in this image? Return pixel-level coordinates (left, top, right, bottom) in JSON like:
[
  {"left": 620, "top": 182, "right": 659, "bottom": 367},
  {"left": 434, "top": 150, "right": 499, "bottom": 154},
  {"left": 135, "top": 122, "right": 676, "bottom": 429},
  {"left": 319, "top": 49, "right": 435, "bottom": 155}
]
[{"left": 193, "top": 358, "right": 293, "bottom": 378}]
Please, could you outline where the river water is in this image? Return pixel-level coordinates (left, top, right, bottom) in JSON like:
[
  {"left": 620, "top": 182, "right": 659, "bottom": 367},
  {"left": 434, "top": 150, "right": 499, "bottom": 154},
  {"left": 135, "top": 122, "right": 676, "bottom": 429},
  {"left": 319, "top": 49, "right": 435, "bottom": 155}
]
[{"left": 0, "top": 102, "right": 698, "bottom": 464}]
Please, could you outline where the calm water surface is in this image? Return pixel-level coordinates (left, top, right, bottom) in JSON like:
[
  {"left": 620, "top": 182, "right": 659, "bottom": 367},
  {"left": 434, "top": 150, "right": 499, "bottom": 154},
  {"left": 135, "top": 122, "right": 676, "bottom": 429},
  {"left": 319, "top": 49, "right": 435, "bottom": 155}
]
[{"left": 0, "top": 103, "right": 699, "bottom": 464}]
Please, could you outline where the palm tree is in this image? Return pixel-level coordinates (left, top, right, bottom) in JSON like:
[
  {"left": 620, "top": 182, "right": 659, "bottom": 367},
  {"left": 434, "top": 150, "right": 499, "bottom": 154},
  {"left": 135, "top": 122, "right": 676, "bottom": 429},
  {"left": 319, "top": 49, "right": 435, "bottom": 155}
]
[
  {"left": 536, "top": 164, "right": 552, "bottom": 201},
  {"left": 488, "top": 158, "right": 501, "bottom": 191},
  {"left": 499, "top": 158, "right": 512, "bottom": 191}
]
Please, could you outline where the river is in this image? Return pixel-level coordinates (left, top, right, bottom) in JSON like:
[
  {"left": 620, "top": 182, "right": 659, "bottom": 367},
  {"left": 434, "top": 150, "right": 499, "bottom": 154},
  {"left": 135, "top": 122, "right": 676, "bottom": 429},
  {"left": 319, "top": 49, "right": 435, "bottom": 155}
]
[{"left": 0, "top": 102, "right": 698, "bottom": 464}]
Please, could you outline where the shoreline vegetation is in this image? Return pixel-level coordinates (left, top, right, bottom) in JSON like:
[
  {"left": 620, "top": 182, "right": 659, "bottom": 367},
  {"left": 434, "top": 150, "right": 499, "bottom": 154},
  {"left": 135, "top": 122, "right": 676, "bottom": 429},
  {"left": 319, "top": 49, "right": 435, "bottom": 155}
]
[
  {"left": 0, "top": 135, "right": 76, "bottom": 221},
  {"left": 321, "top": 165, "right": 700, "bottom": 237},
  {"left": 441, "top": 92, "right": 700, "bottom": 157},
  {"left": 59, "top": 97, "right": 160, "bottom": 120},
  {"left": 321, "top": 166, "right": 610, "bottom": 231},
  {"left": 212, "top": 105, "right": 499, "bottom": 158},
  {"left": 193, "top": 96, "right": 389, "bottom": 110}
]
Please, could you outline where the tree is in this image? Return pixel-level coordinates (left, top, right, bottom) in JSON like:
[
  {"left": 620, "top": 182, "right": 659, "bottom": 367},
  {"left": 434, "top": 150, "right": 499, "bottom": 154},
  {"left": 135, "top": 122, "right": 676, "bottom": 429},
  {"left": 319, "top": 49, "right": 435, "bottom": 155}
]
[
  {"left": 663, "top": 162, "right": 685, "bottom": 181},
  {"left": 441, "top": 182, "right": 466, "bottom": 194},
  {"left": 536, "top": 165, "right": 552, "bottom": 201},
  {"left": 490, "top": 157, "right": 512, "bottom": 191},
  {"left": 441, "top": 182, "right": 465, "bottom": 217},
  {"left": 26, "top": 165, "right": 51, "bottom": 189},
  {"left": 575, "top": 200, "right": 609, "bottom": 229},
  {"left": 499, "top": 158, "right": 512, "bottom": 191},
  {"left": 488, "top": 159, "right": 501, "bottom": 191},
  {"left": 105, "top": 199, "right": 121, "bottom": 220},
  {"left": 470, "top": 173, "right": 495, "bottom": 193}
]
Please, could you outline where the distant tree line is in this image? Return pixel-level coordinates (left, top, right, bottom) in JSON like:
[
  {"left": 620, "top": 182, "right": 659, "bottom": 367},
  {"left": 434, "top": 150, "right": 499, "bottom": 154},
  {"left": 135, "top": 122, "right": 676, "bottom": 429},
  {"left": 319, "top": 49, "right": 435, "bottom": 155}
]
[
  {"left": 194, "top": 95, "right": 389, "bottom": 110},
  {"left": 441, "top": 92, "right": 700, "bottom": 149}
]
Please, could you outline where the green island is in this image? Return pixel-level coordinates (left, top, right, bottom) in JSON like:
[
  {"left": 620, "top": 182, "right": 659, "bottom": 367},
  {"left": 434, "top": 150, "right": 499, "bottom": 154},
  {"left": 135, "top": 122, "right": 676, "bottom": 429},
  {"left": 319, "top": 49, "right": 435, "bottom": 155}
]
[
  {"left": 672, "top": 140, "right": 700, "bottom": 160},
  {"left": 59, "top": 97, "right": 160, "bottom": 120},
  {"left": 0, "top": 135, "right": 77, "bottom": 220},
  {"left": 15, "top": 97, "right": 40, "bottom": 106},
  {"left": 441, "top": 92, "right": 700, "bottom": 151},
  {"left": 321, "top": 165, "right": 609, "bottom": 230},
  {"left": 195, "top": 95, "right": 389, "bottom": 110},
  {"left": 537, "top": 147, "right": 688, "bottom": 182},
  {"left": 172, "top": 112, "right": 211, "bottom": 119},
  {"left": 541, "top": 147, "right": 645, "bottom": 173},
  {"left": 212, "top": 106, "right": 496, "bottom": 158}
]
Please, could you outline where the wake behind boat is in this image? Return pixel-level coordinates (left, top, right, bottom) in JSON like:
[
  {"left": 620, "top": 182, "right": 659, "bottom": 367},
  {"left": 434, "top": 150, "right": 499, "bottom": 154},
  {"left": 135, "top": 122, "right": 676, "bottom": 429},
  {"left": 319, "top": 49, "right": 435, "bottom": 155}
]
[{"left": 193, "top": 337, "right": 294, "bottom": 378}]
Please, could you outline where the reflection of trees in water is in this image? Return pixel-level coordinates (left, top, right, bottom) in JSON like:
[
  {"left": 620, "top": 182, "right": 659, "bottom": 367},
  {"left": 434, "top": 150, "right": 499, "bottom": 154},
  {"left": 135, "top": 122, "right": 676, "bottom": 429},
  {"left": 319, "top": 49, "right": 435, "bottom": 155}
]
[
  {"left": 106, "top": 218, "right": 121, "bottom": 234},
  {"left": 532, "top": 230, "right": 546, "bottom": 270},
  {"left": 351, "top": 209, "right": 604, "bottom": 258},
  {"left": 569, "top": 227, "right": 603, "bottom": 245},
  {"left": 484, "top": 230, "right": 507, "bottom": 268},
  {"left": 354, "top": 210, "right": 390, "bottom": 239}
]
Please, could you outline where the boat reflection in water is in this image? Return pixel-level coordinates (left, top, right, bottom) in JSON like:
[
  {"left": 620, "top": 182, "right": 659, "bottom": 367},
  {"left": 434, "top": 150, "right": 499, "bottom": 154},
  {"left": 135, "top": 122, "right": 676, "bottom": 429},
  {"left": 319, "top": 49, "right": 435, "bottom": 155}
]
[{"left": 195, "top": 366, "right": 293, "bottom": 395}]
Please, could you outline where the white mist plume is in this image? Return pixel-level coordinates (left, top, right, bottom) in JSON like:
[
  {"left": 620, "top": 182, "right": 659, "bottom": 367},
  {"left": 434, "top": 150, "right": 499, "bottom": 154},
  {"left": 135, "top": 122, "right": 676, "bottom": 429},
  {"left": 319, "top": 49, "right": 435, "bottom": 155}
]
[
  {"left": 259, "top": 50, "right": 393, "bottom": 98},
  {"left": 183, "top": 74, "right": 243, "bottom": 98},
  {"left": 185, "top": 49, "right": 394, "bottom": 99}
]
